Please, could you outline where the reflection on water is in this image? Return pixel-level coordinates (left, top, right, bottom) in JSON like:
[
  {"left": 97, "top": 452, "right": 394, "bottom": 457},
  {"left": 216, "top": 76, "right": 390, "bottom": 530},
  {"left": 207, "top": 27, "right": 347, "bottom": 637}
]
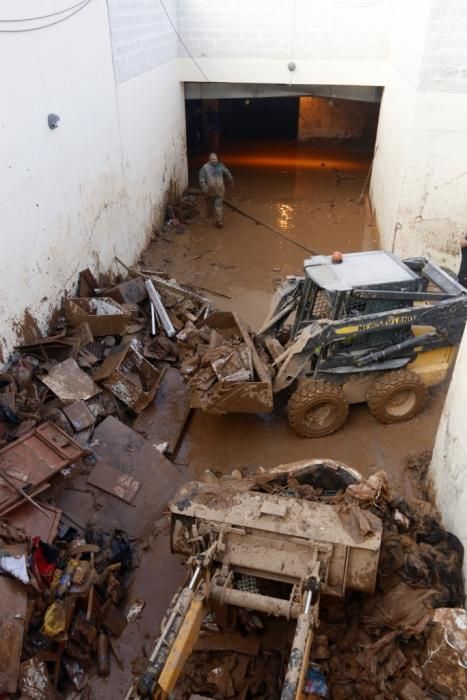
[{"left": 277, "top": 202, "right": 295, "bottom": 230}]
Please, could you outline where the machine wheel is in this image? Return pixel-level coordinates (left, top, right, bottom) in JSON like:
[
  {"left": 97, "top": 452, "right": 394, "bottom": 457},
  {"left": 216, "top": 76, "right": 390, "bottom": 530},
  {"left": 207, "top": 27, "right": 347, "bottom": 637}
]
[
  {"left": 367, "top": 369, "right": 426, "bottom": 424},
  {"left": 287, "top": 379, "right": 349, "bottom": 438}
]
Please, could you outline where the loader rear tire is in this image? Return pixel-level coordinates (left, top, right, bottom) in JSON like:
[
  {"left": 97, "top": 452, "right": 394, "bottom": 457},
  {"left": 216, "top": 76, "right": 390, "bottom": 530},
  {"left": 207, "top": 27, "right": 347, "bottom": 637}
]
[
  {"left": 367, "top": 369, "right": 426, "bottom": 424},
  {"left": 288, "top": 379, "right": 349, "bottom": 438}
]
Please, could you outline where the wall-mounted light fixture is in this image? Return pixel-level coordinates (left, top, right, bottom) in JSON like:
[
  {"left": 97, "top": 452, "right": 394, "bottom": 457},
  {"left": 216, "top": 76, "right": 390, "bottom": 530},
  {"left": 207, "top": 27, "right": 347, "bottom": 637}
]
[{"left": 48, "top": 113, "right": 60, "bottom": 130}]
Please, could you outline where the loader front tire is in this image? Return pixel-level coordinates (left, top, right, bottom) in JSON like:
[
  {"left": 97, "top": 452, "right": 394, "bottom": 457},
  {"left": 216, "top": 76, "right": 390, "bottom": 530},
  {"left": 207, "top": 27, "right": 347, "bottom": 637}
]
[
  {"left": 367, "top": 369, "right": 426, "bottom": 424},
  {"left": 288, "top": 379, "right": 349, "bottom": 438}
]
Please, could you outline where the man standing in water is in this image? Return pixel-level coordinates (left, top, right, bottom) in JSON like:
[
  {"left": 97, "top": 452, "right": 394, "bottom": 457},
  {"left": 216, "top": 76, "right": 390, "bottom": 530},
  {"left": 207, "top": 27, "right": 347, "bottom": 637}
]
[{"left": 199, "top": 152, "right": 234, "bottom": 228}]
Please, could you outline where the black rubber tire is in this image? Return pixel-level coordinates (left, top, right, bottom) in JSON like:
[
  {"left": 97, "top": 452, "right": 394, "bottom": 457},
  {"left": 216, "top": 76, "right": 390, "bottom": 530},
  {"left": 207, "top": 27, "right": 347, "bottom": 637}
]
[
  {"left": 367, "top": 369, "right": 426, "bottom": 424},
  {"left": 287, "top": 379, "right": 349, "bottom": 438}
]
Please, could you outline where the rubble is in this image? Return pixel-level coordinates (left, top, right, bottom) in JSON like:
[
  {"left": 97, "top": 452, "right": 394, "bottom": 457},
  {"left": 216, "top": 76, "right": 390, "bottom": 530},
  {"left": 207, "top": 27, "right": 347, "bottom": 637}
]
[
  {"left": 0, "top": 258, "right": 465, "bottom": 697},
  {"left": 167, "top": 461, "right": 466, "bottom": 699}
]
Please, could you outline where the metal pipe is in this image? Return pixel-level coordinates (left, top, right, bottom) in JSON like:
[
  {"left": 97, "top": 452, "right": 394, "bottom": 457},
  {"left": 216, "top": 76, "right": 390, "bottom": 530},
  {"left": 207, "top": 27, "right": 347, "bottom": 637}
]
[
  {"left": 304, "top": 589, "right": 313, "bottom": 615},
  {"left": 145, "top": 280, "right": 176, "bottom": 338},
  {"left": 210, "top": 583, "right": 301, "bottom": 619},
  {"left": 150, "top": 302, "right": 157, "bottom": 336}
]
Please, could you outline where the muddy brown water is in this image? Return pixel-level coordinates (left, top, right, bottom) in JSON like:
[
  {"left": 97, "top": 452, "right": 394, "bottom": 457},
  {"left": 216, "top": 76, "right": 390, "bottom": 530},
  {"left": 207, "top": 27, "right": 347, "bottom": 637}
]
[
  {"left": 91, "top": 141, "right": 446, "bottom": 697},
  {"left": 144, "top": 140, "right": 445, "bottom": 487}
]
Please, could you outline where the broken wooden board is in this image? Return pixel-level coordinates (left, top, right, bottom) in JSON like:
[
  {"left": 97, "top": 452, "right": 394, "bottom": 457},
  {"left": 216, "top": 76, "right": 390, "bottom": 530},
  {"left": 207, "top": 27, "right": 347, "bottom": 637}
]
[
  {"left": 52, "top": 416, "right": 186, "bottom": 538},
  {"left": 133, "top": 367, "right": 192, "bottom": 455},
  {"left": 63, "top": 400, "right": 95, "bottom": 431},
  {"left": 0, "top": 545, "right": 28, "bottom": 694},
  {"left": 6, "top": 501, "right": 61, "bottom": 543},
  {"left": 87, "top": 460, "right": 141, "bottom": 504},
  {"left": 41, "top": 358, "right": 100, "bottom": 402},
  {"left": 0, "top": 423, "right": 84, "bottom": 515}
]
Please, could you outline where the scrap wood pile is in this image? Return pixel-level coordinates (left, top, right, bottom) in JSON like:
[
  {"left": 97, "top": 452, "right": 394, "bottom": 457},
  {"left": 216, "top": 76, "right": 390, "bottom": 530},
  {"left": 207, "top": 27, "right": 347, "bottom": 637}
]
[
  {"left": 0, "top": 262, "right": 228, "bottom": 696},
  {"left": 250, "top": 456, "right": 466, "bottom": 700},
  {"left": 0, "top": 264, "right": 213, "bottom": 453}
]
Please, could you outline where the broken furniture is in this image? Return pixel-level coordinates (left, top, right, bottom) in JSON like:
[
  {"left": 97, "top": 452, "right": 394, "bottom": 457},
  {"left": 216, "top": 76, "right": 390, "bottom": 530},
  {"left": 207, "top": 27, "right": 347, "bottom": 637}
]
[
  {"left": 0, "top": 422, "right": 84, "bottom": 516},
  {"left": 92, "top": 344, "right": 164, "bottom": 414},
  {"left": 64, "top": 297, "right": 132, "bottom": 336},
  {"left": 40, "top": 358, "right": 100, "bottom": 402}
]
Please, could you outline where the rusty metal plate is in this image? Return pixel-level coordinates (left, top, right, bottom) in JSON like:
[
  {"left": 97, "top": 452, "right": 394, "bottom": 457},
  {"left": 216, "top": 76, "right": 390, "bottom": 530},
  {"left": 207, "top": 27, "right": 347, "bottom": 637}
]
[
  {"left": 40, "top": 358, "right": 100, "bottom": 402},
  {"left": 63, "top": 400, "right": 95, "bottom": 432},
  {"left": 87, "top": 460, "right": 141, "bottom": 503},
  {"left": 0, "top": 423, "right": 84, "bottom": 514}
]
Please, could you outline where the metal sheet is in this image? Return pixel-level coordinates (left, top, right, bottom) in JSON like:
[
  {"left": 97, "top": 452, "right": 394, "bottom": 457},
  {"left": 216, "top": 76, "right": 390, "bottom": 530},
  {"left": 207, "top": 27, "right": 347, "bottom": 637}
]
[
  {"left": 41, "top": 358, "right": 100, "bottom": 402},
  {"left": 0, "top": 423, "right": 84, "bottom": 514},
  {"left": 87, "top": 460, "right": 141, "bottom": 504},
  {"left": 63, "top": 400, "right": 95, "bottom": 431},
  {"left": 52, "top": 416, "right": 186, "bottom": 538},
  {"left": 133, "top": 367, "right": 192, "bottom": 455},
  {"left": 304, "top": 251, "right": 419, "bottom": 291}
]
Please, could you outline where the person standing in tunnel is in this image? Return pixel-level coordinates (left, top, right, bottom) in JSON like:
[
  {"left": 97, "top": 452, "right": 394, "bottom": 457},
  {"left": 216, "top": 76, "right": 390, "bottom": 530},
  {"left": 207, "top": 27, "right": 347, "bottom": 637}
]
[
  {"left": 199, "top": 152, "right": 234, "bottom": 228},
  {"left": 458, "top": 231, "right": 467, "bottom": 288}
]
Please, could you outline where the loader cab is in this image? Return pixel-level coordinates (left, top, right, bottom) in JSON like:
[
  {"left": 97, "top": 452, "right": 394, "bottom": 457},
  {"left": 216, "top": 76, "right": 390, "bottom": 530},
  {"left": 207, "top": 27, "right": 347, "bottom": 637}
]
[{"left": 292, "top": 251, "right": 423, "bottom": 338}]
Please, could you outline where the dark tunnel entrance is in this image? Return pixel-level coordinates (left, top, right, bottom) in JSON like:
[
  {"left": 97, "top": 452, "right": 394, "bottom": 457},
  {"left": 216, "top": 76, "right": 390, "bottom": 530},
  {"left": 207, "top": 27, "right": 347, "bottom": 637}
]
[{"left": 185, "top": 89, "right": 381, "bottom": 156}]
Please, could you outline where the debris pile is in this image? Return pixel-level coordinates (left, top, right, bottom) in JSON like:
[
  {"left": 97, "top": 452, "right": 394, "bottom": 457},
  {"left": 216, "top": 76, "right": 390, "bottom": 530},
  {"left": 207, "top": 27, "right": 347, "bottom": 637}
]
[
  {"left": 168, "top": 460, "right": 466, "bottom": 700},
  {"left": 257, "top": 462, "right": 467, "bottom": 700},
  {"left": 177, "top": 312, "right": 273, "bottom": 413},
  {"left": 0, "top": 517, "right": 133, "bottom": 694},
  {"left": 0, "top": 262, "right": 204, "bottom": 694}
]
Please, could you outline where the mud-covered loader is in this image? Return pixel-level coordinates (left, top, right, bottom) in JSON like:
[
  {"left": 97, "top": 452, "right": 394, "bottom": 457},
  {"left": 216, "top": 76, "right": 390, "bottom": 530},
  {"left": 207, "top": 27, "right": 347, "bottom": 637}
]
[
  {"left": 258, "top": 251, "right": 467, "bottom": 437},
  {"left": 129, "top": 461, "right": 382, "bottom": 700}
]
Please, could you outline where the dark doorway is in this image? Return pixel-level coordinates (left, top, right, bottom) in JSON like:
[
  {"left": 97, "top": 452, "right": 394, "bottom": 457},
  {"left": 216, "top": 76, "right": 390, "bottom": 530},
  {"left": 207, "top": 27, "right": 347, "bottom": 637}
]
[
  {"left": 185, "top": 96, "right": 300, "bottom": 154},
  {"left": 219, "top": 97, "right": 299, "bottom": 142}
]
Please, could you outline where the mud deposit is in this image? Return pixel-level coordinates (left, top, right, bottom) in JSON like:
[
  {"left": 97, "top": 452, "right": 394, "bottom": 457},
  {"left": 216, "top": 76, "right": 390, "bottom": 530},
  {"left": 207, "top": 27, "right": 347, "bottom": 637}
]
[
  {"left": 143, "top": 141, "right": 446, "bottom": 485},
  {"left": 92, "top": 142, "right": 450, "bottom": 698}
]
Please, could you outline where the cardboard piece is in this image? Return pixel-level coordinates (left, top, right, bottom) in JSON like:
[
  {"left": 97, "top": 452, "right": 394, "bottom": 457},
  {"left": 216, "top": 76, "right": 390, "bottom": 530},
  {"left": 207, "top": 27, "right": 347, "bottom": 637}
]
[
  {"left": 41, "top": 359, "right": 100, "bottom": 402},
  {"left": 64, "top": 297, "right": 132, "bottom": 336}
]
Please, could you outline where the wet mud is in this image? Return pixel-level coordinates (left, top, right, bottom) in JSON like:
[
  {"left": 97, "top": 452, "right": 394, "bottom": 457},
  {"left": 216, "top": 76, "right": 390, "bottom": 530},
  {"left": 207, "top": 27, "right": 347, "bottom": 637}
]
[
  {"left": 143, "top": 140, "right": 445, "bottom": 487},
  {"left": 93, "top": 141, "right": 448, "bottom": 698}
]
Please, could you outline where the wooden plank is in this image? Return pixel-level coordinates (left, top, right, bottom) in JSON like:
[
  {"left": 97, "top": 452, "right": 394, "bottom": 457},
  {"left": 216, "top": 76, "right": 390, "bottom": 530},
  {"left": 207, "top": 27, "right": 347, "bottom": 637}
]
[
  {"left": 6, "top": 501, "right": 62, "bottom": 543},
  {"left": 133, "top": 367, "right": 192, "bottom": 455},
  {"left": 87, "top": 461, "right": 140, "bottom": 504},
  {"left": 40, "top": 358, "right": 100, "bottom": 402},
  {"left": 0, "top": 545, "right": 28, "bottom": 694}
]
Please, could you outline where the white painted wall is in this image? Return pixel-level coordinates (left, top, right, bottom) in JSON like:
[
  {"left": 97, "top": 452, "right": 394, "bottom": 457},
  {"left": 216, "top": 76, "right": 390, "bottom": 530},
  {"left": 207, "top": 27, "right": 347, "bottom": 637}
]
[
  {"left": 430, "top": 328, "right": 467, "bottom": 591},
  {"left": 0, "top": 0, "right": 187, "bottom": 360},
  {"left": 176, "top": 0, "right": 390, "bottom": 87},
  {"left": 371, "top": 0, "right": 467, "bottom": 271}
]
